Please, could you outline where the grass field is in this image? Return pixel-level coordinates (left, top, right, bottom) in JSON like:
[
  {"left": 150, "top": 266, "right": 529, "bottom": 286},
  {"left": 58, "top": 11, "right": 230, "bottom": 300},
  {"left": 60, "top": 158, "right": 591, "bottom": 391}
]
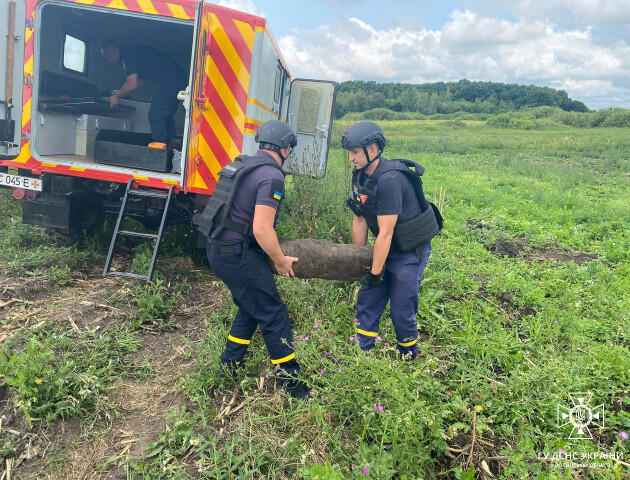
[{"left": 0, "top": 121, "right": 628, "bottom": 479}]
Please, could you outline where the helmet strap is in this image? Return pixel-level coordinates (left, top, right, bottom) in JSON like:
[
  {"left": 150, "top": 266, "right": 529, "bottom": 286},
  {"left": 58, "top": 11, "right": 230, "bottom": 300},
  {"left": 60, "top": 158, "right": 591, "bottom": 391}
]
[{"left": 359, "top": 146, "right": 379, "bottom": 171}]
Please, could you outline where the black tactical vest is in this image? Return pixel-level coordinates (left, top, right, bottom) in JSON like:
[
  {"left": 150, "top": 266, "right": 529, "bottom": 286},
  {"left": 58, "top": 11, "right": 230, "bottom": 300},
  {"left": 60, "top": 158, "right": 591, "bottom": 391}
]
[
  {"left": 349, "top": 158, "right": 443, "bottom": 252},
  {"left": 198, "top": 153, "right": 285, "bottom": 240}
]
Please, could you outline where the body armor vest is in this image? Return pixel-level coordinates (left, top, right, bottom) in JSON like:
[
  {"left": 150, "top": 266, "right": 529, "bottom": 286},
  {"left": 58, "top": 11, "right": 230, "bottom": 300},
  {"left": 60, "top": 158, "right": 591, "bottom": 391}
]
[
  {"left": 349, "top": 158, "right": 443, "bottom": 252},
  {"left": 198, "top": 153, "right": 284, "bottom": 240}
]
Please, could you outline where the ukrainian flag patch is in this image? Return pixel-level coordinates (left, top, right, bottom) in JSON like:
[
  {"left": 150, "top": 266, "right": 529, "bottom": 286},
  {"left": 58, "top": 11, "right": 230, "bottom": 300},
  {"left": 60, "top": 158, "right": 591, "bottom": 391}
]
[{"left": 273, "top": 191, "right": 283, "bottom": 200}]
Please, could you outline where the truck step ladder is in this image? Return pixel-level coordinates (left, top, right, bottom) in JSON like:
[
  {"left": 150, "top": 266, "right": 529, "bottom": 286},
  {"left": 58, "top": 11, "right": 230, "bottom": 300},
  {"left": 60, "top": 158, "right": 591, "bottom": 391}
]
[{"left": 103, "top": 179, "right": 174, "bottom": 281}]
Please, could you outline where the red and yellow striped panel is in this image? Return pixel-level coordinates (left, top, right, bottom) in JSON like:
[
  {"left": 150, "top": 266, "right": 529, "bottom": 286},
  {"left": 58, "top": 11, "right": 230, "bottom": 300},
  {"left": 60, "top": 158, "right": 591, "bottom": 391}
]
[
  {"left": 68, "top": 0, "right": 196, "bottom": 20},
  {"left": 185, "top": 7, "right": 264, "bottom": 194},
  {"left": 2, "top": 0, "right": 196, "bottom": 190}
]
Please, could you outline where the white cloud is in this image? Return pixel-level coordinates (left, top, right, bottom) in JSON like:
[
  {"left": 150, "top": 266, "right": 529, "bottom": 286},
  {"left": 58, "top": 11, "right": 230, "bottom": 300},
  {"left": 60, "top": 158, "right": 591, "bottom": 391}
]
[
  {"left": 495, "top": 0, "right": 630, "bottom": 25},
  {"left": 278, "top": 9, "right": 630, "bottom": 108},
  {"left": 216, "top": 0, "right": 264, "bottom": 17}
]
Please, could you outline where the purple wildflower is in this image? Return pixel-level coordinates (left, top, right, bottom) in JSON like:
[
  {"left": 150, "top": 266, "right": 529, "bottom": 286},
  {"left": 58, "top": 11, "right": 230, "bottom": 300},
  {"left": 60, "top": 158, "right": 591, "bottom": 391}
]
[
  {"left": 407, "top": 351, "right": 413, "bottom": 356},
  {"left": 313, "top": 322, "right": 319, "bottom": 329},
  {"left": 384, "top": 342, "right": 389, "bottom": 347},
  {"left": 558, "top": 449, "right": 565, "bottom": 454},
  {"left": 304, "top": 336, "right": 309, "bottom": 341},
  {"left": 362, "top": 467, "right": 369, "bottom": 474},
  {"left": 376, "top": 336, "right": 382, "bottom": 341},
  {"left": 462, "top": 349, "right": 467, "bottom": 354},
  {"left": 318, "top": 368, "right": 324, "bottom": 375},
  {"left": 310, "top": 388, "right": 316, "bottom": 395},
  {"left": 621, "top": 431, "right": 629, "bottom": 441},
  {"left": 338, "top": 368, "right": 343, "bottom": 374},
  {"left": 324, "top": 350, "right": 333, "bottom": 356},
  {"left": 353, "top": 318, "right": 359, "bottom": 324}
]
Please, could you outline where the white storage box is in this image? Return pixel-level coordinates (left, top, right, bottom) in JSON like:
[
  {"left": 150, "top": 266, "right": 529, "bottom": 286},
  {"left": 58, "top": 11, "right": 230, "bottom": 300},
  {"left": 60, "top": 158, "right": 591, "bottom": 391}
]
[
  {"left": 35, "top": 112, "right": 76, "bottom": 156},
  {"left": 75, "top": 130, "right": 99, "bottom": 156},
  {"left": 74, "top": 114, "right": 131, "bottom": 132}
]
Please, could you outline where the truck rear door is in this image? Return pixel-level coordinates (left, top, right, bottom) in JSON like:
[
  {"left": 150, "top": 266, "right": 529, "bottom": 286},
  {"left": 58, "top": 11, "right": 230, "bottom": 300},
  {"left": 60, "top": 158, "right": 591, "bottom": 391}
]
[
  {"left": 0, "top": 0, "right": 26, "bottom": 159},
  {"left": 283, "top": 79, "right": 337, "bottom": 178}
]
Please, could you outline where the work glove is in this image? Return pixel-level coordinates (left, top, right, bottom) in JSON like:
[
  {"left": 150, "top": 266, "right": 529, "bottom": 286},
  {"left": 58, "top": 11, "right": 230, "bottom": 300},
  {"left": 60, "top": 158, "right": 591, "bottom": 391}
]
[{"left": 360, "top": 269, "right": 383, "bottom": 286}]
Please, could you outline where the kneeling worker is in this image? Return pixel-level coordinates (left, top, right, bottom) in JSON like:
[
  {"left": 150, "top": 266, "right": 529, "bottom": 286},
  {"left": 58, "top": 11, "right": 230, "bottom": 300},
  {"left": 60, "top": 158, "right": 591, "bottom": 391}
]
[
  {"left": 198, "top": 120, "right": 309, "bottom": 399},
  {"left": 101, "top": 40, "right": 187, "bottom": 149},
  {"left": 343, "top": 122, "right": 442, "bottom": 358}
]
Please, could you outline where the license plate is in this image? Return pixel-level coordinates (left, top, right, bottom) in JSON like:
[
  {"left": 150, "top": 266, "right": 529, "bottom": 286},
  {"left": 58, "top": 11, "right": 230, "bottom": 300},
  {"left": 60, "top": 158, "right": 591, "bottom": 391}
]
[{"left": 0, "top": 173, "right": 43, "bottom": 191}]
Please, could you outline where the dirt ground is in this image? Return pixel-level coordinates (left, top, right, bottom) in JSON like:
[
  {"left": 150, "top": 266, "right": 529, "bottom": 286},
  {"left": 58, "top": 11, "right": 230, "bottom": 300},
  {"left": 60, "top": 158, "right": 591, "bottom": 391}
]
[{"left": 0, "top": 257, "right": 229, "bottom": 479}]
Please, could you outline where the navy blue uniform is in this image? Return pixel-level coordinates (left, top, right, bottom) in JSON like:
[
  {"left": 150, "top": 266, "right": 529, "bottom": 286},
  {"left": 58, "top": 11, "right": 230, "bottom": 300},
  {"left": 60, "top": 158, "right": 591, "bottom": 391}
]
[
  {"left": 206, "top": 151, "right": 299, "bottom": 375},
  {"left": 354, "top": 161, "right": 432, "bottom": 356},
  {"left": 120, "top": 46, "right": 187, "bottom": 143}
]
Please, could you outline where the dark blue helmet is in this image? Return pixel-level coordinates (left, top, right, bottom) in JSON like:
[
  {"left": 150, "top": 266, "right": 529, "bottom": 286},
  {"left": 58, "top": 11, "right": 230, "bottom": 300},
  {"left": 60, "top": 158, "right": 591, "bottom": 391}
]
[
  {"left": 255, "top": 120, "right": 298, "bottom": 151},
  {"left": 341, "top": 121, "right": 386, "bottom": 152}
]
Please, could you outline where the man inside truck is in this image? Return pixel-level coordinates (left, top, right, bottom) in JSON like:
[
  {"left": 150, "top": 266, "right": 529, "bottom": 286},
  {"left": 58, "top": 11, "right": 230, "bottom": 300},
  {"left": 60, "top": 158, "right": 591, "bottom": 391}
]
[{"left": 101, "top": 40, "right": 187, "bottom": 150}]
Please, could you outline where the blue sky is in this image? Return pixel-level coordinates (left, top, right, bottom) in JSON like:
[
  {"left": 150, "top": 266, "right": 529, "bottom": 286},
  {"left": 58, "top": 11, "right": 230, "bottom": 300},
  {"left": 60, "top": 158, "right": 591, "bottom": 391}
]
[{"left": 219, "top": 0, "right": 630, "bottom": 109}]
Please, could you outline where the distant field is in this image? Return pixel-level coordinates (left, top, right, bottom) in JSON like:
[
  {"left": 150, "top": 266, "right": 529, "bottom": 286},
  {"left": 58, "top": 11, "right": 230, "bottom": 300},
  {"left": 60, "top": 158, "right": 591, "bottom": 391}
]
[{"left": 0, "top": 123, "right": 628, "bottom": 479}]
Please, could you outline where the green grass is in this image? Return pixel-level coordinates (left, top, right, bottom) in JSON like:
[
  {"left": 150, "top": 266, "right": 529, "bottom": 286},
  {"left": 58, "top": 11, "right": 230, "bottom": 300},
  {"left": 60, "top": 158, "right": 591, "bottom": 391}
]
[
  {"left": 0, "top": 122, "right": 628, "bottom": 479},
  {"left": 178, "top": 123, "right": 630, "bottom": 479}
]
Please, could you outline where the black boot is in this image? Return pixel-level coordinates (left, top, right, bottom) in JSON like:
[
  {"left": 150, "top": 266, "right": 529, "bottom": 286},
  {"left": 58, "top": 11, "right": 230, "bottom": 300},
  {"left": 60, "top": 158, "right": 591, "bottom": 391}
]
[
  {"left": 278, "top": 377, "right": 310, "bottom": 399},
  {"left": 216, "top": 360, "right": 244, "bottom": 380}
]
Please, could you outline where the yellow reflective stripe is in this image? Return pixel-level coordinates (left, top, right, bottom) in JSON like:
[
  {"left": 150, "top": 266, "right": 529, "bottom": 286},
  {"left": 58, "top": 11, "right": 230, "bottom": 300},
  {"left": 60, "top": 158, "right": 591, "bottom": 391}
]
[
  {"left": 201, "top": 101, "right": 240, "bottom": 161},
  {"left": 106, "top": 0, "right": 128, "bottom": 9},
  {"left": 234, "top": 19, "right": 255, "bottom": 52},
  {"left": 41, "top": 162, "right": 57, "bottom": 167},
  {"left": 166, "top": 2, "right": 189, "bottom": 19},
  {"left": 228, "top": 334, "right": 250, "bottom": 345},
  {"left": 244, "top": 128, "right": 256, "bottom": 135},
  {"left": 190, "top": 169, "right": 209, "bottom": 190},
  {"left": 271, "top": 352, "right": 295, "bottom": 364},
  {"left": 357, "top": 328, "right": 378, "bottom": 337},
  {"left": 162, "top": 179, "right": 178, "bottom": 185},
  {"left": 133, "top": 175, "right": 149, "bottom": 180},
  {"left": 136, "top": 0, "right": 157, "bottom": 14},
  {"left": 24, "top": 55, "right": 33, "bottom": 77},
  {"left": 245, "top": 117, "right": 264, "bottom": 127},
  {"left": 14, "top": 143, "right": 31, "bottom": 163},
  {"left": 74, "top": 0, "right": 95, "bottom": 4},
  {"left": 210, "top": 13, "right": 250, "bottom": 93},
  {"left": 247, "top": 98, "right": 274, "bottom": 115},
  {"left": 70, "top": 166, "right": 86, "bottom": 172},
  {"left": 22, "top": 98, "right": 32, "bottom": 128},
  {"left": 206, "top": 55, "right": 245, "bottom": 127},
  {"left": 197, "top": 133, "right": 222, "bottom": 180},
  {"left": 398, "top": 338, "right": 418, "bottom": 347}
]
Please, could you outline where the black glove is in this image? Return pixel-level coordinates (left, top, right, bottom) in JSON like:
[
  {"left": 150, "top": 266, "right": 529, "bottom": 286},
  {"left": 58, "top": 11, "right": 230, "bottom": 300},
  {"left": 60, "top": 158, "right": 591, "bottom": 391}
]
[{"left": 360, "top": 269, "right": 383, "bottom": 286}]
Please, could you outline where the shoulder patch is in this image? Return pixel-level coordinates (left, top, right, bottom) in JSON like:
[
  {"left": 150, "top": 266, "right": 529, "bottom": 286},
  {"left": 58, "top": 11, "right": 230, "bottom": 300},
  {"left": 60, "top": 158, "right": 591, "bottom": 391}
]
[{"left": 270, "top": 178, "right": 285, "bottom": 201}]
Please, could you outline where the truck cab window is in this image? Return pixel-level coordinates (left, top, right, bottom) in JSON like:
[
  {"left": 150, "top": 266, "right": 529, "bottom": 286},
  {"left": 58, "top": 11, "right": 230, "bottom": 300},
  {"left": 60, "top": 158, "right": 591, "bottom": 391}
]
[
  {"left": 274, "top": 65, "right": 282, "bottom": 103},
  {"left": 63, "top": 34, "right": 87, "bottom": 74}
]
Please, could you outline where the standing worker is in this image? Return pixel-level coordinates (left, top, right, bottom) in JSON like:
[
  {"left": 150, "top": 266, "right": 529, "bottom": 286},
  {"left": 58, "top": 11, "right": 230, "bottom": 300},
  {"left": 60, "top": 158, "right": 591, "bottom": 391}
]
[
  {"left": 343, "top": 122, "right": 442, "bottom": 358},
  {"left": 198, "top": 120, "right": 309, "bottom": 399},
  {"left": 101, "top": 40, "right": 187, "bottom": 149}
]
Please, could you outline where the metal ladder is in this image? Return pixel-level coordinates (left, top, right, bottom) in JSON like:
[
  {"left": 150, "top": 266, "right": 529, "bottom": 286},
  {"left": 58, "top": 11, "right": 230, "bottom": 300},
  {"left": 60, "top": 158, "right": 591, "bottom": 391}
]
[{"left": 103, "top": 179, "right": 174, "bottom": 281}]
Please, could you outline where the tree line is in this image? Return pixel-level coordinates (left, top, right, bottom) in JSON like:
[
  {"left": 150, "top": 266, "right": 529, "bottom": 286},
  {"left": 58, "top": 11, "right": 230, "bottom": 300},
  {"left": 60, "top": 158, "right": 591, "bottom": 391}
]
[{"left": 334, "top": 79, "right": 589, "bottom": 119}]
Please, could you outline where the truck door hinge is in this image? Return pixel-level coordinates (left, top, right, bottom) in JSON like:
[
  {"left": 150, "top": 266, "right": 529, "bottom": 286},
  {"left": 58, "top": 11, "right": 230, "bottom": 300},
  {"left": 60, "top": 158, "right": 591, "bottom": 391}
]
[
  {"left": 26, "top": 17, "right": 34, "bottom": 29},
  {"left": 24, "top": 74, "right": 33, "bottom": 86},
  {"left": 21, "top": 132, "right": 30, "bottom": 142}
]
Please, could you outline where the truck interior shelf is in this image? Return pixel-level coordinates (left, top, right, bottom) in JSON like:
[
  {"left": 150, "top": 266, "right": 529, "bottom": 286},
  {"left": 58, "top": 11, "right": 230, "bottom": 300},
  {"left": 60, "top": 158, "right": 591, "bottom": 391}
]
[
  {"left": 38, "top": 98, "right": 136, "bottom": 116},
  {"left": 31, "top": 2, "right": 193, "bottom": 177}
]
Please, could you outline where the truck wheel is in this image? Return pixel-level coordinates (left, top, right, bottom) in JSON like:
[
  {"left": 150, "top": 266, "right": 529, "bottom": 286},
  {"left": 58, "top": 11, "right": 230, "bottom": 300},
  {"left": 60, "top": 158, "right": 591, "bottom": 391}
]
[{"left": 45, "top": 203, "right": 104, "bottom": 245}]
